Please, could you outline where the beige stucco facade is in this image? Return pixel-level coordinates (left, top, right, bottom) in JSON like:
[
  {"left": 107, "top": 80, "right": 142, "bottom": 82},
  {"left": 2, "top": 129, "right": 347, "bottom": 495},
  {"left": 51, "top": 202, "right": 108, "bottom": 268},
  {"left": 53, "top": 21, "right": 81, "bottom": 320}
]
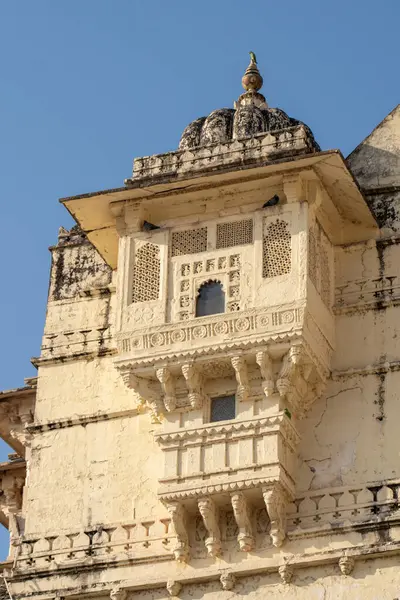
[{"left": 1, "top": 59, "right": 400, "bottom": 599}]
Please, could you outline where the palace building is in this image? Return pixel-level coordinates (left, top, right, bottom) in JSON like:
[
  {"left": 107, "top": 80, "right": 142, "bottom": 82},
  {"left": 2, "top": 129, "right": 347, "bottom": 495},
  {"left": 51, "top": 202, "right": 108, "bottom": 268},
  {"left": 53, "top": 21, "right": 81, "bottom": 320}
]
[{"left": 1, "top": 55, "right": 400, "bottom": 599}]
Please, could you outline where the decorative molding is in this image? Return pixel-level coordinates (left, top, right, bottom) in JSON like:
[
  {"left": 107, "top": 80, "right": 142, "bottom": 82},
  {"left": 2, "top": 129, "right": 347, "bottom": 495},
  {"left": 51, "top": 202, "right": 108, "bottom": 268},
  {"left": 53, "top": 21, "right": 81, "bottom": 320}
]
[
  {"left": 231, "top": 492, "right": 255, "bottom": 552},
  {"left": 115, "top": 306, "right": 304, "bottom": 364},
  {"left": 334, "top": 275, "right": 400, "bottom": 313},
  {"left": 164, "top": 502, "right": 190, "bottom": 563},
  {"left": 197, "top": 497, "right": 222, "bottom": 557},
  {"left": 26, "top": 408, "right": 140, "bottom": 434},
  {"left": 127, "top": 125, "right": 315, "bottom": 181},
  {"left": 263, "top": 484, "right": 289, "bottom": 548}
]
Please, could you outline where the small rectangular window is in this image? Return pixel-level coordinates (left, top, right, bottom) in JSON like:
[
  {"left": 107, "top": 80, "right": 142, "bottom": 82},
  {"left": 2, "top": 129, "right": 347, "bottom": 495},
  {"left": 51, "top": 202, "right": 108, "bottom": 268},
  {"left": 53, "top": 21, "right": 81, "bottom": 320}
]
[{"left": 210, "top": 395, "right": 236, "bottom": 422}]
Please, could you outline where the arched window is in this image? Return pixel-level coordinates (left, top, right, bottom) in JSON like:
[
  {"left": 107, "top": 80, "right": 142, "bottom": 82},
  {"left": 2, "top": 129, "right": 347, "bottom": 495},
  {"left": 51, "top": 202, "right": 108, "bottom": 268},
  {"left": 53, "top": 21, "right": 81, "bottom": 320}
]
[{"left": 195, "top": 280, "right": 225, "bottom": 317}]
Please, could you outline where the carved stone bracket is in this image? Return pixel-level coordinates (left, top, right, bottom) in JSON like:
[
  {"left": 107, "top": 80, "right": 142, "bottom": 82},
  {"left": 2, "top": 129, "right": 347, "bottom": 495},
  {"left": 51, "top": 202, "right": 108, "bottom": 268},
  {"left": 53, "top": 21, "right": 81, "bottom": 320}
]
[
  {"left": 164, "top": 501, "right": 190, "bottom": 562},
  {"left": 119, "top": 367, "right": 164, "bottom": 423},
  {"left": 155, "top": 367, "right": 176, "bottom": 412},
  {"left": 110, "top": 587, "right": 127, "bottom": 600},
  {"left": 256, "top": 350, "right": 275, "bottom": 398},
  {"left": 166, "top": 580, "right": 182, "bottom": 597},
  {"left": 197, "top": 496, "right": 222, "bottom": 557},
  {"left": 181, "top": 363, "right": 206, "bottom": 409},
  {"left": 231, "top": 356, "right": 251, "bottom": 402},
  {"left": 262, "top": 484, "right": 288, "bottom": 547},
  {"left": 339, "top": 555, "right": 355, "bottom": 576},
  {"left": 220, "top": 573, "right": 236, "bottom": 591},
  {"left": 279, "top": 563, "right": 294, "bottom": 584},
  {"left": 231, "top": 492, "right": 254, "bottom": 552},
  {"left": 1, "top": 475, "right": 25, "bottom": 558}
]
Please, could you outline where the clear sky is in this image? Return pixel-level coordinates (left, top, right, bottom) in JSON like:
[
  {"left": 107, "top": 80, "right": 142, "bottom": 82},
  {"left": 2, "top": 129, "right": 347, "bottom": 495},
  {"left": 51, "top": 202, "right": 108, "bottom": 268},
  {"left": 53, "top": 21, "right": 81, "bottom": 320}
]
[{"left": 0, "top": 0, "right": 399, "bottom": 558}]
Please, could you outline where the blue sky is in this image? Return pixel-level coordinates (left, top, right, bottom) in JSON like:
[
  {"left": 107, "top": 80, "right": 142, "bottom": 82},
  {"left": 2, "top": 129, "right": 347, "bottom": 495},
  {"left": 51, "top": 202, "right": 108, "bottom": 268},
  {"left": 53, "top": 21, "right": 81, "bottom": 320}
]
[{"left": 0, "top": 0, "right": 399, "bottom": 558}]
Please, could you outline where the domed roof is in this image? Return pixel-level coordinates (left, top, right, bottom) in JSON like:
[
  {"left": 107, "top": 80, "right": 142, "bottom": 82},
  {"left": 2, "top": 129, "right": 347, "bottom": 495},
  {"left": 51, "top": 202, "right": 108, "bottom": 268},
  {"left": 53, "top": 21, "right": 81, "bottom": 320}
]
[{"left": 179, "top": 53, "right": 319, "bottom": 151}]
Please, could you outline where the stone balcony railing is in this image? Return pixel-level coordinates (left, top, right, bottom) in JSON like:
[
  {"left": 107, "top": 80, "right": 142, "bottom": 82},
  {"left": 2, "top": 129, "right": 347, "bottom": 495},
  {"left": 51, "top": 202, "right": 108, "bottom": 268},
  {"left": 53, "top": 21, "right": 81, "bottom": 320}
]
[
  {"left": 116, "top": 306, "right": 304, "bottom": 369},
  {"left": 126, "top": 125, "right": 317, "bottom": 183},
  {"left": 156, "top": 413, "right": 299, "bottom": 503}
]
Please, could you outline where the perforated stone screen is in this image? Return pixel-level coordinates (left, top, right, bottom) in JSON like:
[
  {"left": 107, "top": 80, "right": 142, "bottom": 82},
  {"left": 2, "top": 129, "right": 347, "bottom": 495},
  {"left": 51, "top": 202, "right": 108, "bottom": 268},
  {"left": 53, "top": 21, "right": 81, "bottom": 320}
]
[
  {"left": 216, "top": 219, "right": 253, "bottom": 249},
  {"left": 131, "top": 243, "right": 160, "bottom": 303},
  {"left": 210, "top": 395, "right": 236, "bottom": 422},
  {"left": 171, "top": 228, "right": 207, "bottom": 257},
  {"left": 262, "top": 219, "right": 291, "bottom": 278}
]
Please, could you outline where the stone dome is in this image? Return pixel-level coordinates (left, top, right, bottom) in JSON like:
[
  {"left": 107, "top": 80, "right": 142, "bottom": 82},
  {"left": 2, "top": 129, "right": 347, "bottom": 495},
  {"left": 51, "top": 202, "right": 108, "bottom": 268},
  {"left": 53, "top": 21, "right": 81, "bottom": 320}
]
[{"left": 179, "top": 53, "right": 319, "bottom": 151}]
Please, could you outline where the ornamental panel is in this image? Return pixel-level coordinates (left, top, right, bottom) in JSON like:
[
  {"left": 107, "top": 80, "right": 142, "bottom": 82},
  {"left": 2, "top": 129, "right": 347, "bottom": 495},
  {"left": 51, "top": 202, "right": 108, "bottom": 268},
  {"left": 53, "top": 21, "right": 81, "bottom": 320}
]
[
  {"left": 132, "top": 243, "right": 160, "bottom": 303},
  {"left": 216, "top": 219, "right": 253, "bottom": 249},
  {"left": 171, "top": 227, "right": 207, "bottom": 257},
  {"left": 262, "top": 219, "right": 291, "bottom": 278}
]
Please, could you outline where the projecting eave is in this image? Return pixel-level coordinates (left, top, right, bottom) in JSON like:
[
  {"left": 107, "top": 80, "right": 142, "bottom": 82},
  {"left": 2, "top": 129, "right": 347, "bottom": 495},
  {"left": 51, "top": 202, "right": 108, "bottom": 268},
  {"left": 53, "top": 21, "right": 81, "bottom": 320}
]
[{"left": 60, "top": 150, "right": 378, "bottom": 268}]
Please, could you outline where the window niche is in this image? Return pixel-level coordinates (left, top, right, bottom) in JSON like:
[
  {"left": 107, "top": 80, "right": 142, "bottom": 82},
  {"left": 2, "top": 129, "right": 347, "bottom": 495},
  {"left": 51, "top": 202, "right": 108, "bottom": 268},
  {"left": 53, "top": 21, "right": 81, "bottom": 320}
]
[
  {"left": 195, "top": 280, "right": 225, "bottom": 317},
  {"left": 209, "top": 395, "right": 236, "bottom": 423}
]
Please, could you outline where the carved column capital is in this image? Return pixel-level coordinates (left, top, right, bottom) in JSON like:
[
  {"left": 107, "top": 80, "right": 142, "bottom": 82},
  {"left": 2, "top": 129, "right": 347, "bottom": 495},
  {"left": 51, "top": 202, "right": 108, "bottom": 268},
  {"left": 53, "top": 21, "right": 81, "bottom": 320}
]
[
  {"left": 164, "top": 501, "right": 190, "bottom": 563},
  {"left": 231, "top": 492, "right": 254, "bottom": 552},
  {"left": 256, "top": 350, "right": 275, "bottom": 398},
  {"left": 197, "top": 496, "right": 222, "bottom": 557},
  {"left": 181, "top": 362, "right": 205, "bottom": 409},
  {"left": 156, "top": 367, "right": 176, "bottom": 412},
  {"left": 262, "top": 484, "right": 288, "bottom": 547},
  {"left": 231, "top": 356, "right": 250, "bottom": 402}
]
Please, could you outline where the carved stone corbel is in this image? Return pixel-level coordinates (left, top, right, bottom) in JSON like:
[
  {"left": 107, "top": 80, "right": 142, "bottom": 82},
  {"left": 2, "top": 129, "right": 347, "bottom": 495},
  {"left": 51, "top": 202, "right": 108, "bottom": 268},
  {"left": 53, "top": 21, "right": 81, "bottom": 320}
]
[
  {"left": 110, "top": 587, "right": 127, "bottom": 600},
  {"left": 120, "top": 367, "right": 164, "bottom": 423},
  {"left": 256, "top": 350, "right": 275, "bottom": 397},
  {"left": 197, "top": 496, "right": 222, "bottom": 557},
  {"left": 2, "top": 477, "right": 24, "bottom": 558},
  {"left": 276, "top": 346, "right": 303, "bottom": 400},
  {"left": 165, "top": 501, "right": 190, "bottom": 563},
  {"left": 231, "top": 356, "right": 251, "bottom": 402},
  {"left": 262, "top": 484, "right": 288, "bottom": 547},
  {"left": 339, "top": 555, "right": 355, "bottom": 576},
  {"left": 181, "top": 363, "right": 205, "bottom": 409},
  {"left": 220, "top": 573, "right": 236, "bottom": 591},
  {"left": 166, "top": 580, "right": 182, "bottom": 597},
  {"left": 231, "top": 492, "right": 254, "bottom": 552},
  {"left": 278, "top": 564, "right": 294, "bottom": 584},
  {"left": 156, "top": 367, "right": 176, "bottom": 412}
]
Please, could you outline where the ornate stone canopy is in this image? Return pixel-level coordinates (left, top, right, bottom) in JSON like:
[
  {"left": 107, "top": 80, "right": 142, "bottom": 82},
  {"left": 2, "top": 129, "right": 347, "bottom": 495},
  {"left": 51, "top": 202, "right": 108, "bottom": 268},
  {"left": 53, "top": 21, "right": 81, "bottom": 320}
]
[{"left": 179, "top": 53, "right": 320, "bottom": 151}]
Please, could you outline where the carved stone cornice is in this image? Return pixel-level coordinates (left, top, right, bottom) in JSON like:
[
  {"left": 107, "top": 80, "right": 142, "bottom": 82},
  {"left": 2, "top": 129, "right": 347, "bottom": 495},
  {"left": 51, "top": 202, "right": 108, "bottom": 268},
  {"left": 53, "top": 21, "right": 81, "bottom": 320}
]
[
  {"left": 231, "top": 492, "right": 255, "bottom": 552},
  {"left": 197, "top": 497, "right": 222, "bottom": 557}
]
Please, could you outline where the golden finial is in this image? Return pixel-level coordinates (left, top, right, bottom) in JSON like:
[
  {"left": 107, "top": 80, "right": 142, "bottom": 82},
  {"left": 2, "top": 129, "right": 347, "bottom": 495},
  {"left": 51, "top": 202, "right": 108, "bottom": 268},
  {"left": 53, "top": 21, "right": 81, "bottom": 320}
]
[{"left": 242, "top": 51, "right": 263, "bottom": 92}]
